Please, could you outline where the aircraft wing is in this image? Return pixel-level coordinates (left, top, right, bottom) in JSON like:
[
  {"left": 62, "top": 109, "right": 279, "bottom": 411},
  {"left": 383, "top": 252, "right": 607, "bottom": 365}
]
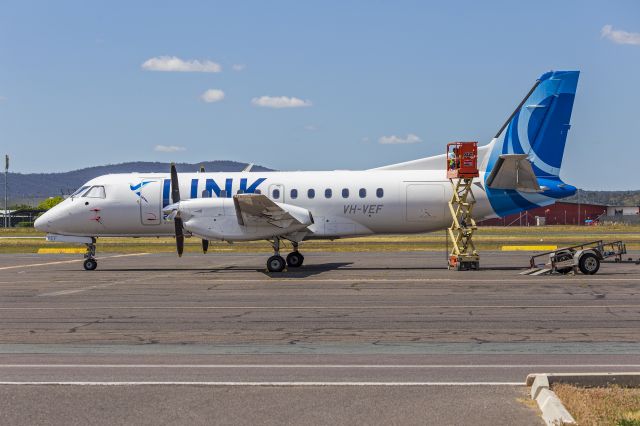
[
  {"left": 233, "top": 194, "right": 309, "bottom": 229},
  {"left": 486, "top": 154, "right": 541, "bottom": 193}
]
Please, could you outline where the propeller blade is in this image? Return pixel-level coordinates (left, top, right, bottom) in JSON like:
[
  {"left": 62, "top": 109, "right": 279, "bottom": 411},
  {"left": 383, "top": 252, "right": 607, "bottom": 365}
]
[
  {"left": 175, "top": 217, "right": 184, "bottom": 257},
  {"left": 170, "top": 163, "right": 180, "bottom": 203},
  {"left": 202, "top": 239, "right": 209, "bottom": 254}
]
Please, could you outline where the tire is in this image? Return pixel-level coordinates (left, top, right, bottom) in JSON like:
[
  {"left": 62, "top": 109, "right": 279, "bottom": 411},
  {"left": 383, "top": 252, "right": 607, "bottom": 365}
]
[
  {"left": 578, "top": 253, "right": 600, "bottom": 275},
  {"left": 286, "top": 252, "right": 304, "bottom": 268},
  {"left": 83, "top": 258, "right": 98, "bottom": 271},
  {"left": 267, "top": 255, "right": 286, "bottom": 272},
  {"left": 554, "top": 252, "right": 573, "bottom": 274}
]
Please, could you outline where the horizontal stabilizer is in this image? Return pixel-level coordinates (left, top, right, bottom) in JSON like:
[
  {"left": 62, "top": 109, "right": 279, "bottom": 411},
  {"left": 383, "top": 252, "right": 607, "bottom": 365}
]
[{"left": 485, "top": 154, "right": 541, "bottom": 193}]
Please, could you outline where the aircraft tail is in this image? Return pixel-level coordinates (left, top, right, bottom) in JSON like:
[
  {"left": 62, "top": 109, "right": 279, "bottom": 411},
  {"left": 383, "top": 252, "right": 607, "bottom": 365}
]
[
  {"left": 484, "top": 70, "right": 579, "bottom": 178},
  {"left": 483, "top": 70, "right": 579, "bottom": 217}
]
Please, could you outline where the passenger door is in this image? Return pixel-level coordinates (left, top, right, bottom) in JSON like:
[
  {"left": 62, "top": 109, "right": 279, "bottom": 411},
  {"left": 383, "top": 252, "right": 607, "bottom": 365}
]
[{"left": 139, "top": 179, "right": 162, "bottom": 225}]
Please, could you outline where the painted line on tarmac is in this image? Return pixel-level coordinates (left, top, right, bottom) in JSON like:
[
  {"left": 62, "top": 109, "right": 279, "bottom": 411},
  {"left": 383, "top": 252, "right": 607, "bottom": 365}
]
[
  {"left": 0, "top": 364, "right": 639, "bottom": 369},
  {"left": 0, "top": 253, "right": 150, "bottom": 271},
  {"left": 0, "top": 381, "right": 524, "bottom": 386},
  {"left": 135, "top": 278, "right": 640, "bottom": 283},
  {"left": 1, "top": 305, "right": 638, "bottom": 310}
]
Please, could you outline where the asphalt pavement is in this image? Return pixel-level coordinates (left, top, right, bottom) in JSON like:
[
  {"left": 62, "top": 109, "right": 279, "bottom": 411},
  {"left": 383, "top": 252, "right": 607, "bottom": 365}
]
[{"left": 1, "top": 250, "right": 639, "bottom": 425}]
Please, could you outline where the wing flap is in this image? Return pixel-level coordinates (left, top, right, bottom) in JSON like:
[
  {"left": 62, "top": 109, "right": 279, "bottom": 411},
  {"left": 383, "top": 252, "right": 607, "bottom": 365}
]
[{"left": 233, "top": 194, "right": 305, "bottom": 228}]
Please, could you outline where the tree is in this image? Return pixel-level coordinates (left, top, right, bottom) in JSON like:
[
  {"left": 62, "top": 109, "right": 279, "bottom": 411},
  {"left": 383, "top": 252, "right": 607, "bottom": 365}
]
[{"left": 37, "top": 196, "right": 64, "bottom": 211}]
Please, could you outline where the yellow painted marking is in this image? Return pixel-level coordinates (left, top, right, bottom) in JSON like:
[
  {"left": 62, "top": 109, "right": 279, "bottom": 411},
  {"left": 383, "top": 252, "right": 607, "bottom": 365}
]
[
  {"left": 501, "top": 245, "right": 557, "bottom": 251},
  {"left": 37, "top": 248, "right": 86, "bottom": 254}
]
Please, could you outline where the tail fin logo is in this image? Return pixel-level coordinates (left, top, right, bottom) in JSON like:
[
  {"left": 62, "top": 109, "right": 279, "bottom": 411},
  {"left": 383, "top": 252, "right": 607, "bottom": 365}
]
[{"left": 493, "top": 70, "right": 579, "bottom": 178}]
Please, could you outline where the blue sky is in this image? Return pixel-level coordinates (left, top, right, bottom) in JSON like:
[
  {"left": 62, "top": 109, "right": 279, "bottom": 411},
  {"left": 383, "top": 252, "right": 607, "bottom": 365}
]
[{"left": 1, "top": 0, "right": 639, "bottom": 189}]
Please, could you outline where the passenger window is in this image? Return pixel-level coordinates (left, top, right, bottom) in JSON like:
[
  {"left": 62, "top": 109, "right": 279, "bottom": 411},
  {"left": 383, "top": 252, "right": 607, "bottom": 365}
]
[
  {"left": 342, "top": 188, "right": 349, "bottom": 198},
  {"left": 202, "top": 189, "right": 211, "bottom": 198},
  {"left": 291, "top": 189, "right": 298, "bottom": 199},
  {"left": 272, "top": 189, "right": 280, "bottom": 199},
  {"left": 376, "top": 188, "right": 384, "bottom": 198},
  {"left": 359, "top": 188, "right": 366, "bottom": 198},
  {"left": 237, "top": 189, "right": 244, "bottom": 194},
  {"left": 254, "top": 189, "right": 261, "bottom": 194},
  {"left": 308, "top": 189, "right": 315, "bottom": 199},
  {"left": 83, "top": 186, "right": 106, "bottom": 198},
  {"left": 325, "top": 189, "right": 332, "bottom": 199},
  {"left": 219, "top": 190, "right": 227, "bottom": 198}
]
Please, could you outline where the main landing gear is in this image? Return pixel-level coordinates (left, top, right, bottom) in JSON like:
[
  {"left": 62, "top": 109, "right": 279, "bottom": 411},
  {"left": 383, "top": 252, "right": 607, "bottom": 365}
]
[
  {"left": 83, "top": 241, "right": 98, "bottom": 271},
  {"left": 266, "top": 238, "right": 304, "bottom": 272}
]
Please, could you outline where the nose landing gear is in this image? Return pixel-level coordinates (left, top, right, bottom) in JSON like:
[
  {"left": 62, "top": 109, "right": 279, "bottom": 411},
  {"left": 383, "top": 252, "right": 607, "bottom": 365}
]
[{"left": 83, "top": 241, "right": 97, "bottom": 271}]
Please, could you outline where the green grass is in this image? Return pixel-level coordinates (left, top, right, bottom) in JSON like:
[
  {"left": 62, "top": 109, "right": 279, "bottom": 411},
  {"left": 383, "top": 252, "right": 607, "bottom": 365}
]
[{"left": 1, "top": 225, "right": 640, "bottom": 254}]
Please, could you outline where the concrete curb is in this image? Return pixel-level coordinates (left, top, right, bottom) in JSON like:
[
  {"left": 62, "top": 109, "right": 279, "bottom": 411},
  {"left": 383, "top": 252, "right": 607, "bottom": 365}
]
[
  {"left": 526, "top": 373, "right": 640, "bottom": 426},
  {"left": 527, "top": 374, "right": 576, "bottom": 425}
]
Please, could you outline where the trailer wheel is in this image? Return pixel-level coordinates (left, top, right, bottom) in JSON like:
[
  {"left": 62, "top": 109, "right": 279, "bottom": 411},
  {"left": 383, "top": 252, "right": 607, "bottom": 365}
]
[
  {"left": 579, "top": 253, "right": 600, "bottom": 275},
  {"left": 555, "top": 252, "right": 573, "bottom": 274}
]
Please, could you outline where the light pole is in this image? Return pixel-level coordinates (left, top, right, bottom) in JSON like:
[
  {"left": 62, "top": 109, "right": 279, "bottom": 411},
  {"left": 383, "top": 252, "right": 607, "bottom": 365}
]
[{"left": 3, "top": 155, "right": 8, "bottom": 228}]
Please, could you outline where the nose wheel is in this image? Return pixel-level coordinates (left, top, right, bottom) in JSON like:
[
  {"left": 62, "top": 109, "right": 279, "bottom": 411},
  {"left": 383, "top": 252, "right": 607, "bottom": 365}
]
[{"left": 83, "top": 241, "right": 97, "bottom": 271}]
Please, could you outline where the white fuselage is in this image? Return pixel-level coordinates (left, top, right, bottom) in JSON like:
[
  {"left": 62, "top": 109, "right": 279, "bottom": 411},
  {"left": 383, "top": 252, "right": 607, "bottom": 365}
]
[{"left": 35, "top": 169, "right": 497, "bottom": 240}]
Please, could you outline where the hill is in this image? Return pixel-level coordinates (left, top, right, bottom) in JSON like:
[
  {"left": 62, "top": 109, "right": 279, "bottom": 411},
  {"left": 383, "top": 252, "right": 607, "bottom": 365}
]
[
  {"left": 564, "top": 190, "right": 640, "bottom": 206},
  {"left": 1, "top": 161, "right": 273, "bottom": 205}
]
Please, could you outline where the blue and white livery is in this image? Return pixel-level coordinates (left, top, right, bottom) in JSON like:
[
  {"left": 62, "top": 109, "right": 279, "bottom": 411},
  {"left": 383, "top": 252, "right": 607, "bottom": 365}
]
[{"left": 35, "top": 71, "right": 580, "bottom": 271}]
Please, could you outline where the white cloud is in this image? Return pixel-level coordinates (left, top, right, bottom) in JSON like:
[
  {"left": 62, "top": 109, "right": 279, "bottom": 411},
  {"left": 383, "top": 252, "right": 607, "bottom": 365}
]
[
  {"left": 141, "top": 56, "right": 222, "bottom": 72},
  {"left": 304, "top": 124, "right": 318, "bottom": 131},
  {"left": 251, "top": 96, "right": 312, "bottom": 108},
  {"left": 154, "top": 145, "right": 186, "bottom": 153},
  {"left": 378, "top": 133, "right": 422, "bottom": 145},
  {"left": 232, "top": 64, "right": 246, "bottom": 71},
  {"left": 601, "top": 25, "right": 640, "bottom": 46},
  {"left": 200, "top": 89, "right": 225, "bottom": 103}
]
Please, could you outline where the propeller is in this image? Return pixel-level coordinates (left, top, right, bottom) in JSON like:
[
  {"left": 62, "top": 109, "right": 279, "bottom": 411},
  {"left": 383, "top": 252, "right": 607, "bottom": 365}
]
[
  {"left": 170, "top": 163, "right": 184, "bottom": 257},
  {"left": 199, "top": 165, "right": 209, "bottom": 254}
]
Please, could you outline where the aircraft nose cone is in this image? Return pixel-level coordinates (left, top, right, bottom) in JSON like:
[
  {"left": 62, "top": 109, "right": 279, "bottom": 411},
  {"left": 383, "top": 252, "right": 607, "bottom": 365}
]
[{"left": 34, "top": 210, "right": 51, "bottom": 232}]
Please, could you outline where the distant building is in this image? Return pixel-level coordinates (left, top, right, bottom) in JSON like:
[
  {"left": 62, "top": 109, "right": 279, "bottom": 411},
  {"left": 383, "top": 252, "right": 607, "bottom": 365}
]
[
  {"left": 0, "top": 209, "right": 46, "bottom": 227},
  {"left": 478, "top": 201, "right": 607, "bottom": 226},
  {"left": 606, "top": 206, "right": 640, "bottom": 216}
]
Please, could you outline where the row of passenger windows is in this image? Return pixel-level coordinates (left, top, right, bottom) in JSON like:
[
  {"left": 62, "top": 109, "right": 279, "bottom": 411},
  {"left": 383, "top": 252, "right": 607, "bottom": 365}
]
[{"left": 273, "top": 188, "right": 384, "bottom": 200}]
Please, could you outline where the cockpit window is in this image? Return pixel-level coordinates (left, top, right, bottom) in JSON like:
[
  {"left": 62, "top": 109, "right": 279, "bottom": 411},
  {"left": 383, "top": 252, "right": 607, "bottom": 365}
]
[
  {"left": 83, "top": 186, "right": 106, "bottom": 198},
  {"left": 71, "top": 186, "right": 89, "bottom": 197}
]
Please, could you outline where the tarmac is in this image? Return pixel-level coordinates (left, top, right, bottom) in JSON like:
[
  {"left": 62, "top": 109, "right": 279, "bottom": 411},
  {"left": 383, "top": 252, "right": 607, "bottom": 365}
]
[{"left": 1, "top": 250, "right": 639, "bottom": 425}]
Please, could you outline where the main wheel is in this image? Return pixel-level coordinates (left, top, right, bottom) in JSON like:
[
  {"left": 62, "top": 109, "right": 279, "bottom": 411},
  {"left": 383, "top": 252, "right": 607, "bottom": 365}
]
[
  {"left": 267, "top": 255, "right": 286, "bottom": 272},
  {"left": 286, "top": 252, "right": 304, "bottom": 268},
  {"left": 83, "top": 258, "right": 98, "bottom": 271},
  {"left": 578, "top": 253, "right": 600, "bottom": 275}
]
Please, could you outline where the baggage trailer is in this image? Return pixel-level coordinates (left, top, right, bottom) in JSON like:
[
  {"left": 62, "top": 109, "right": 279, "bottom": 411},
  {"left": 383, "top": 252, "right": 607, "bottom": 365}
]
[{"left": 522, "top": 240, "right": 636, "bottom": 276}]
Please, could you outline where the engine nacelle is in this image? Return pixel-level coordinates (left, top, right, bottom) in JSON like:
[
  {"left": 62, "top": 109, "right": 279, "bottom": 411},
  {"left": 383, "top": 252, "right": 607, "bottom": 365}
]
[{"left": 174, "top": 197, "right": 312, "bottom": 241}]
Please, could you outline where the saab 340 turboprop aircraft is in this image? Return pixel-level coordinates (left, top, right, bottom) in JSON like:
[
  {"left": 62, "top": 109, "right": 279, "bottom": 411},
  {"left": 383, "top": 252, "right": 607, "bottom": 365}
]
[{"left": 35, "top": 70, "right": 579, "bottom": 272}]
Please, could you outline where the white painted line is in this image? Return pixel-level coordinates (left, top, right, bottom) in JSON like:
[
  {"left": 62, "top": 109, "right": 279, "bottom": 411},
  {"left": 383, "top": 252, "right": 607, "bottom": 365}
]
[
  {"left": 0, "top": 364, "right": 639, "bottom": 369},
  {"left": 0, "top": 381, "right": 525, "bottom": 386},
  {"left": 0, "top": 253, "right": 149, "bottom": 271},
  {"left": 1, "top": 305, "right": 638, "bottom": 310}
]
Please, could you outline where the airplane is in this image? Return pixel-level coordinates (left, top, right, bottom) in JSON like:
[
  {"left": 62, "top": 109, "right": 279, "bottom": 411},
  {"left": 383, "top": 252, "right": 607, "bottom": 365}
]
[{"left": 35, "top": 70, "right": 580, "bottom": 272}]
